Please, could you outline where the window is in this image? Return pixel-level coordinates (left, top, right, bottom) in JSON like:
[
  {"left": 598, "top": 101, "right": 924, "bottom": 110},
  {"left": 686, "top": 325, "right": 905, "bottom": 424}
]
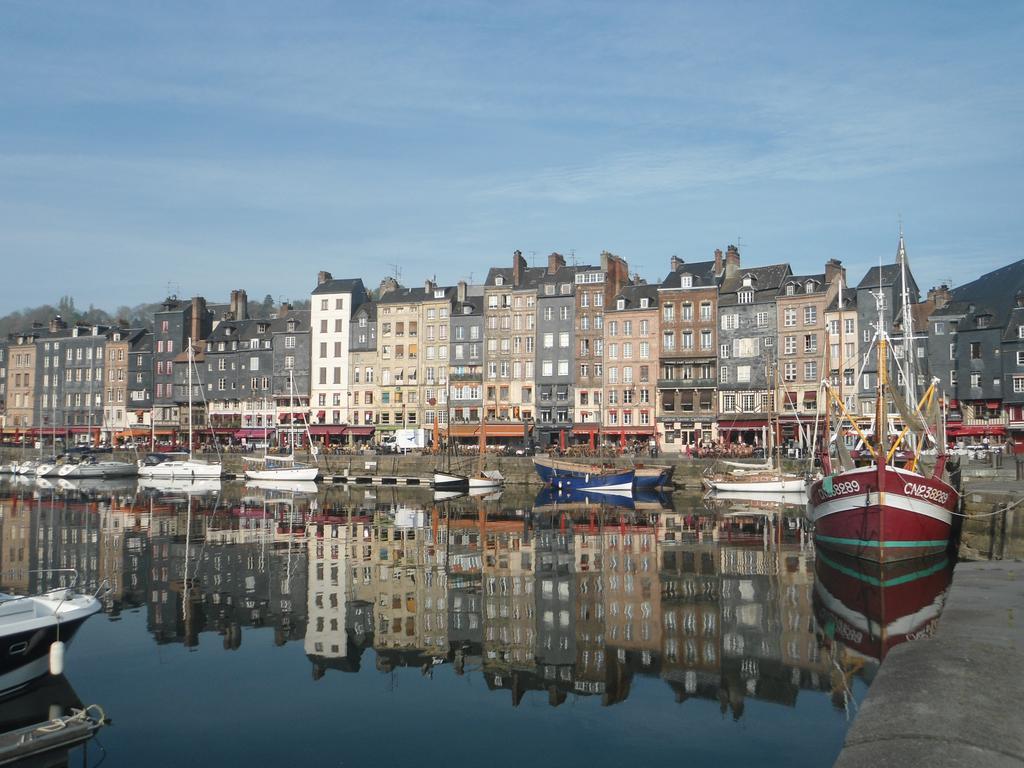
[
  {"left": 784, "top": 362, "right": 797, "bottom": 382},
  {"left": 804, "top": 334, "right": 818, "bottom": 353},
  {"left": 721, "top": 314, "right": 738, "bottom": 331},
  {"left": 736, "top": 366, "right": 750, "bottom": 383},
  {"left": 1014, "top": 376, "right": 1024, "bottom": 393},
  {"left": 1017, "top": 351, "right": 1024, "bottom": 366},
  {"left": 970, "top": 342, "right": 982, "bottom": 360},
  {"left": 681, "top": 303, "right": 693, "bottom": 321},
  {"left": 719, "top": 366, "right": 729, "bottom": 383},
  {"left": 804, "top": 361, "right": 817, "bottom": 381},
  {"left": 720, "top": 344, "right": 730, "bottom": 359},
  {"left": 950, "top": 343, "right": 957, "bottom": 361},
  {"left": 700, "top": 302, "right": 712, "bottom": 321},
  {"left": 933, "top": 321, "right": 945, "bottom": 335},
  {"left": 700, "top": 330, "right": 712, "bottom": 349},
  {"left": 784, "top": 308, "right": 797, "bottom": 327},
  {"left": 662, "top": 303, "right": 674, "bottom": 321},
  {"left": 543, "top": 333, "right": 554, "bottom": 349},
  {"left": 723, "top": 393, "right": 735, "bottom": 411},
  {"left": 784, "top": 336, "right": 796, "bottom": 355},
  {"left": 558, "top": 332, "right": 569, "bottom": 348},
  {"left": 738, "top": 289, "right": 753, "bottom": 304},
  {"left": 970, "top": 372, "right": 981, "bottom": 388},
  {"left": 755, "top": 311, "right": 768, "bottom": 328},
  {"left": 845, "top": 318, "right": 854, "bottom": 334},
  {"left": 557, "top": 360, "right": 569, "bottom": 376},
  {"left": 662, "top": 332, "right": 675, "bottom": 350}
]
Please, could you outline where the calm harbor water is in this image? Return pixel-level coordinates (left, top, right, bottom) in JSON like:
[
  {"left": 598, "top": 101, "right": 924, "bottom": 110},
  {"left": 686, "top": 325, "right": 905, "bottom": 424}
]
[{"left": 0, "top": 477, "right": 954, "bottom": 767}]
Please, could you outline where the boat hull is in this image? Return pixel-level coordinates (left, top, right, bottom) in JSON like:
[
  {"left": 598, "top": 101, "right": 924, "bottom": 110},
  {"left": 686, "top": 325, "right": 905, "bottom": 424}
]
[
  {"left": 633, "top": 465, "right": 675, "bottom": 489},
  {"left": 433, "top": 471, "right": 469, "bottom": 490},
  {"left": 533, "top": 458, "right": 635, "bottom": 492},
  {"left": 808, "top": 464, "right": 956, "bottom": 562},
  {"left": 244, "top": 466, "right": 319, "bottom": 481},
  {"left": 706, "top": 476, "right": 807, "bottom": 492},
  {"left": 58, "top": 462, "right": 138, "bottom": 479},
  {"left": 137, "top": 460, "right": 222, "bottom": 479}
]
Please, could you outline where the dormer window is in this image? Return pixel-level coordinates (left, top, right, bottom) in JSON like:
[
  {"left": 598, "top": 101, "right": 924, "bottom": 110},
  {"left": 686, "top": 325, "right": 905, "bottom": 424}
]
[
  {"left": 805, "top": 281, "right": 815, "bottom": 294},
  {"left": 560, "top": 284, "right": 571, "bottom": 294},
  {"left": 1018, "top": 325, "right": 1024, "bottom": 339},
  {"left": 434, "top": 289, "right": 445, "bottom": 299},
  {"left": 738, "top": 289, "right": 754, "bottom": 304},
  {"left": 616, "top": 299, "right": 626, "bottom": 310},
  {"left": 257, "top": 323, "right": 269, "bottom": 334},
  {"left": 495, "top": 276, "right": 504, "bottom": 286},
  {"left": 976, "top": 314, "right": 991, "bottom": 329},
  {"left": 786, "top": 284, "right": 796, "bottom": 296},
  {"left": 742, "top": 275, "right": 753, "bottom": 287},
  {"left": 680, "top": 275, "right": 693, "bottom": 288},
  {"left": 640, "top": 298, "right": 649, "bottom": 309},
  {"left": 545, "top": 284, "right": 555, "bottom": 295},
  {"left": 287, "top": 320, "right": 297, "bottom": 331},
  {"left": 463, "top": 305, "right": 472, "bottom": 315}
]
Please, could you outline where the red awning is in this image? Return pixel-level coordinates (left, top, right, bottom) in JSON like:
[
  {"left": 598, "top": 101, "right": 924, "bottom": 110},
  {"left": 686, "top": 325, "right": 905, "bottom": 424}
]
[
  {"left": 718, "top": 419, "right": 769, "bottom": 429},
  {"left": 234, "top": 428, "right": 269, "bottom": 438},
  {"left": 785, "top": 391, "right": 797, "bottom": 404},
  {"left": 804, "top": 391, "right": 817, "bottom": 401},
  {"left": 947, "top": 425, "right": 1007, "bottom": 436},
  {"left": 347, "top": 426, "right": 375, "bottom": 437},
  {"left": 987, "top": 401, "right": 1002, "bottom": 410},
  {"left": 613, "top": 427, "right": 656, "bottom": 436},
  {"left": 948, "top": 399, "right": 960, "bottom": 408},
  {"left": 68, "top": 427, "right": 101, "bottom": 434},
  {"left": 316, "top": 410, "right": 326, "bottom": 420},
  {"left": 572, "top": 425, "right": 600, "bottom": 435},
  {"left": 308, "top": 425, "right": 348, "bottom": 436}
]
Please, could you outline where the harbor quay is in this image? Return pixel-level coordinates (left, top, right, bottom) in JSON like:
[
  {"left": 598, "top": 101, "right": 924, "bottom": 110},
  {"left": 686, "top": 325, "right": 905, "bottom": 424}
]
[{"left": 835, "top": 560, "right": 1024, "bottom": 768}]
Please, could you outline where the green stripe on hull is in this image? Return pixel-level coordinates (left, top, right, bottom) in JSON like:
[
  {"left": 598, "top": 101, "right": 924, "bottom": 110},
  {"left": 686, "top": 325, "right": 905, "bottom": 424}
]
[
  {"left": 816, "top": 549, "right": 949, "bottom": 587},
  {"left": 814, "top": 534, "right": 949, "bottom": 549}
]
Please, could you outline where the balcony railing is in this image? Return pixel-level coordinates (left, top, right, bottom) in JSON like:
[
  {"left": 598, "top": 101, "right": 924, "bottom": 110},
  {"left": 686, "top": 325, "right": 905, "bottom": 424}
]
[{"left": 657, "top": 378, "right": 716, "bottom": 389}]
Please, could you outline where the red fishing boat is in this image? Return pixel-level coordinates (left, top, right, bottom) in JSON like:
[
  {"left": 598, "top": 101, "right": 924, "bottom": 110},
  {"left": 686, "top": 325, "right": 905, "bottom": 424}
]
[{"left": 808, "top": 258, "right": 960, "bottom": 563}]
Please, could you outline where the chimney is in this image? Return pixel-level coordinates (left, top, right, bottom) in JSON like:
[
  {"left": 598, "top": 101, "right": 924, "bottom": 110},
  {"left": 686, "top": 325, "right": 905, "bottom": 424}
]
[
  {"left": 378, "top": 276, "right": 399, "bottom": 297},
  {"left": 547, "top": 252, "right": 565, "bottom": 275},
  {"left": 233, "top": 289, "right": 248, "bottom": 320},
  {"left": 457, "top": 280, "right": 467, "bottom": 304},
  {"left": 317, "top": 270, "right": 333, "bottom": 286},
  {"left": 424, "top": 278, "right": 436, "bottom": 295},
  {"left": 190, "top": 296, "right": 207, "bottom": 343},
  {"left": 927, "top": 284, "right": 953, "bottom": 310},
  {"left": 714, "top": 249, "right": 723, "bottom": 275},
  {"left": 670, "top": 255, "right": 683, "bottom": 272},
  {"left": 229, "top": 290, "right": 237, "bottom": 320},
  {"left": 48, "top": 316, "right": 67, "bottom": 333},
  {"left": 725, "top": 245, "right": 741, "bottom": 278},
  {"left": 824, "top": 259, "right": 843, "bottom": 285},
  {"left": 278, "top": 302, "right": 291, "bottom": 318},
  {"left": 512, "top": 250, "right": 526, "bottom": 288}
]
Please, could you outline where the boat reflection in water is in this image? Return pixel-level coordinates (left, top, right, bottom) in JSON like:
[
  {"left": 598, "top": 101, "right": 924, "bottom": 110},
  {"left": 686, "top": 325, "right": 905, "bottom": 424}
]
[
  {"left": 0, "top": 674, "right": 105, "bottom": 765},
  {"left": 0, "top": 476, "right": 959, "bottom": 732},
  {"left": 813, "top": 547, "right": 954, "bottom": 679}
]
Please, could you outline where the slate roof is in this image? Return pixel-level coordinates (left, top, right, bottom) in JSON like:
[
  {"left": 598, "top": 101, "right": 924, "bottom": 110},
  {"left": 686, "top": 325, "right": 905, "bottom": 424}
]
[
  {"left": 718, "top": 263, "right": 792, "bottom": 306},
  {"left": 311, "top": 278, "right": 366, "bottom": 296},
  {"left": 659, "top": 259, "right": 720, "bottom": 289},
  {"left": 825, "top": 290, "right": 858, "bottom": 312},
  {"left": 610, "top": 283, "right": 659, "bottom": 312},
  {"left": 484, "top": 266, "right": 547, "bottom": 289},
  {"left": 856, "top": 264, "right": 904, "bottom": 290},
  {"left": 945, "top": 259, "right": 1024, "bottom": 331},
  {"left": 1002, "top": 307, "right": 1024, "bottom": 343},
  {"left": 376, "top": 285, "right": 457, "bottom": 305},
  {"left": 778, "top": 273, "right": 829, "bottom": 297}
]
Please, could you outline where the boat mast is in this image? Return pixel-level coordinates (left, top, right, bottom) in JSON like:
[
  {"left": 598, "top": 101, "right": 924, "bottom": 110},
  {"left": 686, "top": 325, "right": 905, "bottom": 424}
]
[
  {"left": 187, "top": 337, "right": 194, "bottom": 460},
  {"left": 897, "top": 226, "right": 917, "bottom": 411}
]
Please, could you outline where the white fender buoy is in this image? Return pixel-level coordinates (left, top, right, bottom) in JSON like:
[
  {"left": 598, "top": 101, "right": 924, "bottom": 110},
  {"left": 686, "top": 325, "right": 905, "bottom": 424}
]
[{"left": 49, "top": 640, "right": 65, "bottom": 675}]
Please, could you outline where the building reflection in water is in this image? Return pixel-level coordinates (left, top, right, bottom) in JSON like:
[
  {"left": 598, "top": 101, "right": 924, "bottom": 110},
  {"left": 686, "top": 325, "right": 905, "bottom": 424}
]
[{"left": 0, "top": 478, "right": 953, "bottom": 719}]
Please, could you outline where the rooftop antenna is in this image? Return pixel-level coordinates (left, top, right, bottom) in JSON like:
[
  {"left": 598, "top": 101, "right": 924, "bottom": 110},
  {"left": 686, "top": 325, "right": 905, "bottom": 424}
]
[
  {"left": 388, "top": 263, "right": 402, "bottom": 282},
  {"left": 569, "top": 249, "right": 577, "bottom": 267},
  {"left": 166, "top": 281, "right": 181, "bottom": 299}
]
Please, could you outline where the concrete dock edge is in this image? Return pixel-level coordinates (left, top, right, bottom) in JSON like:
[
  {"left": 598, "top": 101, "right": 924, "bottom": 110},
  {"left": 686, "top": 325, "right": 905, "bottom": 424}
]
[{"left": 834, "top": 560, "right": 1024, "bottom": 767}]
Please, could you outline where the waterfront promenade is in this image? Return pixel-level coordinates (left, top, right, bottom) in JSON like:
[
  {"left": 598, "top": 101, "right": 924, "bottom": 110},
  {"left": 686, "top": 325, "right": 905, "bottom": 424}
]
[{"left": 835, "top": 559, "right": 1024, "bottom": 767}]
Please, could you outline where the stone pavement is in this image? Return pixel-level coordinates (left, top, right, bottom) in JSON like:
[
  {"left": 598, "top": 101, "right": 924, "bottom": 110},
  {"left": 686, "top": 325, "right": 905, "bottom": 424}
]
[{"left": 835, "top": 560, "right": 1024, "bottom": 767}]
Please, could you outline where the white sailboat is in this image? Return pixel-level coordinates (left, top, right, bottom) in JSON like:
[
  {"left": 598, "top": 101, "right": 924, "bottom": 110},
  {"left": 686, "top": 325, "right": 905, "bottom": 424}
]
[
  {"left": 137, "top": 338, "right": 222, "bottom": 479},
  {"left": 468, "top": 416, "right": 504, "bottom": 490},
  {"left": 244, "top": 372, "right": 320, "bottom": 482},
  {"left": 704, "top": 362, "right": 807, "bottom": 493}
]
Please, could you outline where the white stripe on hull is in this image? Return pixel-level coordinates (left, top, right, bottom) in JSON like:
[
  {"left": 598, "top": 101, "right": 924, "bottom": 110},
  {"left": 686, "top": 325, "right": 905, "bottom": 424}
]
[
  {"left": 708, "top": 478, "right": 807, "bottom": 493},
  {"left": 810, "top": 491, "right": 953, "bottom": 526}
]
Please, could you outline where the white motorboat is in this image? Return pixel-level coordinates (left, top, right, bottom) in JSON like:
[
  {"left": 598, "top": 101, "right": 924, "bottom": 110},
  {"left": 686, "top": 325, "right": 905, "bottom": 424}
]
[
  {"left": 0, "top": 588, "right": 102, "bottom": 694},
  {"left": 14, "top": 460, "right": 43, "bottom": 476},
  {"left": 137, "top": 452, "right": 222, "bottom": 479},
  {"left": 57, "top": 454, "right": 137, "bottom": 479},
  {"left": 468, "top": 469, "right": 505, "bottom": 490},
  {"left": 137, "top": 476, "right": 222, "bottom": 495},
  {"left": 433, "top": 470, "right": 470, "bottom": 490},
  {"left": 245, "top": 478, "right": 319, "bottom": 495}
]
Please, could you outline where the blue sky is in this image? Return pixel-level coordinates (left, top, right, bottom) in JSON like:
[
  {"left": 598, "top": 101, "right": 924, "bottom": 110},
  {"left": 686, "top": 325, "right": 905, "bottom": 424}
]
[{"left": 1, "top": 1, "right": 1022, "bottom": 310}]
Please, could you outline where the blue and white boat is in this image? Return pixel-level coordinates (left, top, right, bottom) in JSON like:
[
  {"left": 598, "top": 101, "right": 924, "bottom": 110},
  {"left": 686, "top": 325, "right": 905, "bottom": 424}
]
[
  {"left": 632, "top": 464, "right": 675, "bottom": 489},
  {"left": 533, "top": 456, "right": 635, "bottom": 492}
]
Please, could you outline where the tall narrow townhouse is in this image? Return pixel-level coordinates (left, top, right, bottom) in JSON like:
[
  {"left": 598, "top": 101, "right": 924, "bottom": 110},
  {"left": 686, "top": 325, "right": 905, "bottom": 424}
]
[
  {"left": 572, "top": 251, "right": 630, "bottom": 446},
  {"left": 775, "top": 260, "right": 843, "bottom": 450},
  {"left": 61, "top": 323, "right": 110, "bottom": 444},
  {"left": 419, "top": 280, "right": 456, "bottom": 435},
  {"left": 7, "top": 331, "right": 39, "bottom": 431},
  {"left": 656, "top": 252, "right": 724, "bottom": 452},
  {"left": 104, "top": 327, "right": 150, "bottom": 443},
  {"left": 272, "top": 307, "right": 312, "bottom": 434},
  {"left": 153, "top": 296, "right": 212, "bottom": 441},
  {"left": 348, "top": 299, "right": 379, "bottom": 431},
  {"left": 824, "top": 281, "right": 859, "bottom": 416},
  {"left": 0, "top": 338, "right": 7, "bottom": 425},
  {"left": 32, "top": 318, "right": 66, "bottom": 439},
  {"left": 310, "top": 272, "right": 369, "bottom": 428},
  {"left": 483, "top": 251, "right": 545, "bottom": 446},
  {"left": 376, "top": 282, "right": 418, "bottom": 434},
  {"left": 603, "top": 283, "right": 660, "bottom": 448},
  {"left": 448, "top": 281, "right": 485, "bottom": 443},
  {"left": 535, "top": 253, "right": 581, "bottom": 448},
  {"left": 717, "top": 251, "right": 792, "bottom": 447}
]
